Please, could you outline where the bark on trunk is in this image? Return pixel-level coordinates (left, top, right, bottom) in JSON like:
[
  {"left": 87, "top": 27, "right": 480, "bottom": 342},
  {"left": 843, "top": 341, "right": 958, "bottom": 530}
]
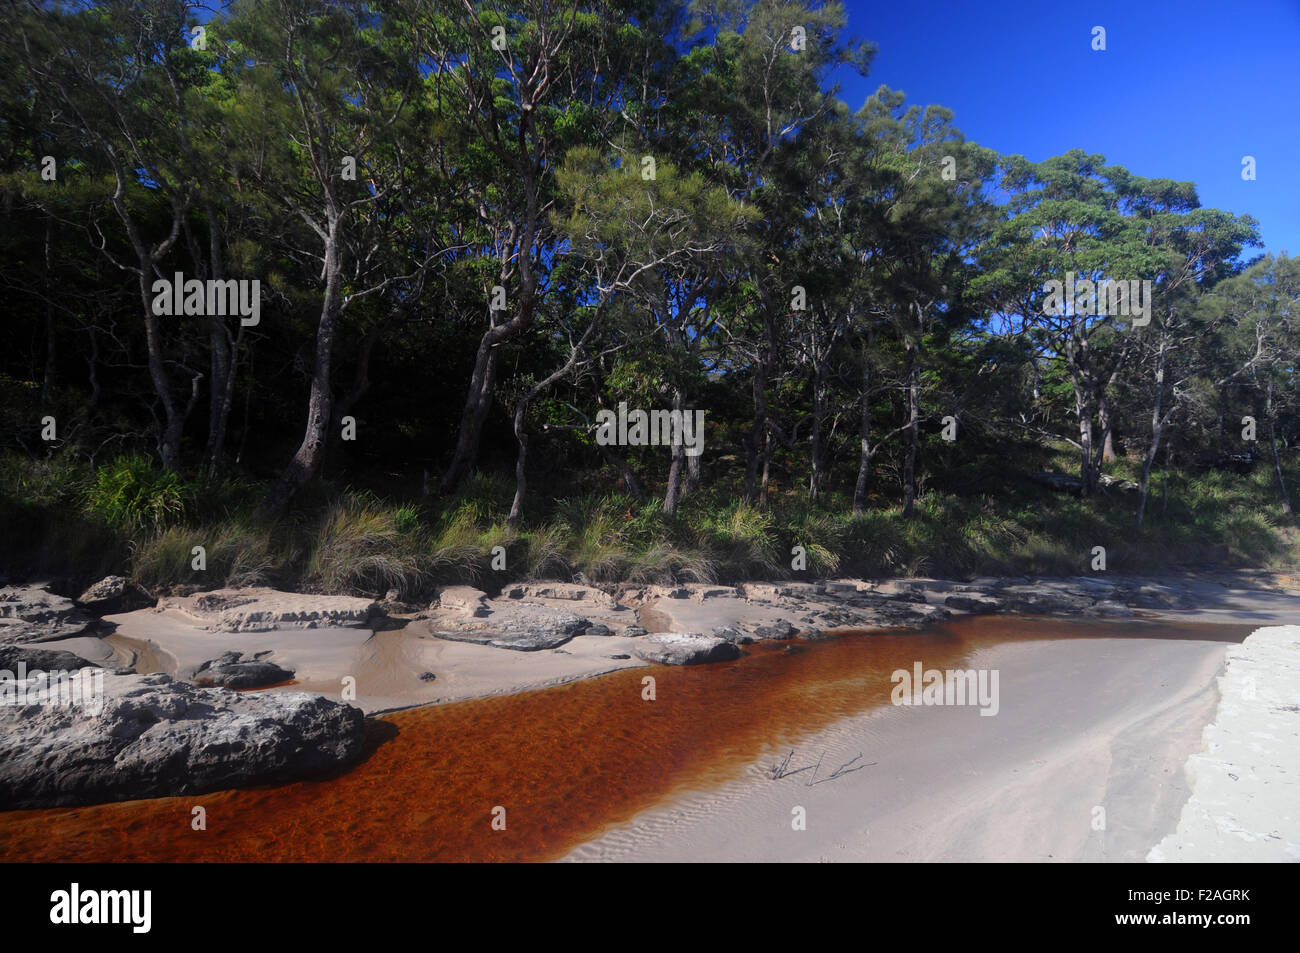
[
  {"left": 900, "top": 343, "right": 919, "bottom": 518},
  {"left": 1267, "top": 379, "right": 1294, "bottom": 517},
  {"left": 261, "top": 225, "right": 343, "bottom": 513},
  {"left": 852, "top": 337, "right": 872, "bottom": 515}
]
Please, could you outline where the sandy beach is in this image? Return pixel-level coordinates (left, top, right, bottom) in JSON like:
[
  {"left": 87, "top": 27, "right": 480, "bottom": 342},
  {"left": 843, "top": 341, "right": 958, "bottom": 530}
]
[{"left": 563, "top": 630, "right": 1238, "bottom": 862}]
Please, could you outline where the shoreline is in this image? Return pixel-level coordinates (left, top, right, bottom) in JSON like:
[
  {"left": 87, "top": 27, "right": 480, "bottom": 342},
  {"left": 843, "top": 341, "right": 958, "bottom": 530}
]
[{"left": 0, "top": 615, "right": 1261, "bottom": 862}]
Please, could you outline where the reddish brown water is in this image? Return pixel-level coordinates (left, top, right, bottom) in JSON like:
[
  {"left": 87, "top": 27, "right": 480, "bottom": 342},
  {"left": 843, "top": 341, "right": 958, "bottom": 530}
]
[{"left": 0, "top": 616, "right": 1251, "bottom": 862}]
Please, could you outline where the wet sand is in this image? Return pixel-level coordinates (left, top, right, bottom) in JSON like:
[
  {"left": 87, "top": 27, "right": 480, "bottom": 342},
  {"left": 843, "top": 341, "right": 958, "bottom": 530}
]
[{"left": 0, "top": 616, "right": 1252, "bottom": 862}]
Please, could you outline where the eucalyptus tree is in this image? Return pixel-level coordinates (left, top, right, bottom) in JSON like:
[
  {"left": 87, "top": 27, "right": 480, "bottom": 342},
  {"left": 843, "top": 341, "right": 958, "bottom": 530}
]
[
  {"left": 11, "top": 0, "right": 221, "bottom": 471},
  {"left": 854, "top": 87, "right": 997, "bottom": 516},
  {"left": 504, "top": 147, "right": 753, "bottom": 524},
  {"left": 1122, "top": 197, "right": 1259, "bottom": 527},
  {"left": 1202, "top": 253, "right": 1299, "bottom": 518},
  {"left": 980, "top": 150, "right": 1169, "bottom": 497},
  {"left": 220, "top": 0, "right": 426, "bottom": 512},
  {"left": 423, "top": 0, "right": 663, "bottom": 492},
  {"left": 667, "top": 0, "right": 871, "bottom": 504}
]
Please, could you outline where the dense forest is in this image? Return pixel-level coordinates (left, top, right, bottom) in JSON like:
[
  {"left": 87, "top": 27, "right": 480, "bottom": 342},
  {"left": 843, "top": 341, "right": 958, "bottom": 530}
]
[{"left": 1, "top": 0, "right": 1296, "bottom": 595}]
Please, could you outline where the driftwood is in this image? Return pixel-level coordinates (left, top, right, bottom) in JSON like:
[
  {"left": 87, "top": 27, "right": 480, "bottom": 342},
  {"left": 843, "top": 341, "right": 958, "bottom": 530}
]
[
  {"left": 1028, "top": 471, "right": 1139, "bottom": 494},
  {"left": 768, "top": 749, "right": 877, "bottom": 784}
]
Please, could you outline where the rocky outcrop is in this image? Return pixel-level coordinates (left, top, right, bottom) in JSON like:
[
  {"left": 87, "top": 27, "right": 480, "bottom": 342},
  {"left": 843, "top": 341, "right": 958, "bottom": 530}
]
[
  {"left": 0, "top": 672, "right": 366, "bottom": 809},
  {"left": 0, "top": 644, "right": 102, "bottom": 673},
  {"left": 192, "top": 651, "right": 295, "bottom": 689},
  {"left": 633, "top": 633, "right": 742, "bottom": 666},
  {"left": 0, "top": 584, "right": 97, "bottom": 645},
  {"left": 503, "top": 583, "right": 618, "bottom": 608},
  {"left": 434, "top": 585, "right": 490, "bottom": 616},
  {"left": 76, "top": 575, "right": 155, "bottom": 615},
  {"left": 157, "top": 588, "right": 381, "bottom": 632},
  {"left": 429, "top": 592, "right": 593, "bottom": 651}
]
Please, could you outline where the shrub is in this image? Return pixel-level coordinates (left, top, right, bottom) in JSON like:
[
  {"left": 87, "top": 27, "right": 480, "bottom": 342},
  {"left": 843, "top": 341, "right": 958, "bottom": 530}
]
[{"left": 86, "top": 455, "right": 186, "bottom": 533}]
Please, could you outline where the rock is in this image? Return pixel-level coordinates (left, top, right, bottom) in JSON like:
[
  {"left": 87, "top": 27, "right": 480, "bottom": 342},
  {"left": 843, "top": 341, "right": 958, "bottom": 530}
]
[
  {"left": 623, "top": 625, "right": 648, "bottom": 637},
  {"left": 739, "top": 583, "right": 793, "bottom": 602},
  {"left": 161, "top": 588, "right": 380, "bottom": 633},
  {"left": 712, "top": 625, "right": 756, "bottom": 645},
  {"left": 752, "top": 619, "right": 798, "bottom": 640},
  {"left": 192, "top": 651, "right": 294, "bottom": 689},
  {"left": 76, "top": 575, "right": 155, "bottom": 615},
  {"left": 633, "top": 633, "right": 742, "bottom": 666},
  {"left": 418, "top": 671, "right": 437, "bottom": 682},
  {"left": 0, "top": 645, "right": 101, "bottom": 674},
  {"left": 435, "top": 585, "right": 490, "bottom": 617},
  {"left": 605, "top": 654, "right": 631, "bottom": 660},
  {"left": 504, "top": 583, "right": 616, "bottom": 607},
  {"left": 0, "top": 672, "right": 366, "bottom": 809},
  {"left": 583, "top": 624, "right": 613, "bottom": 636},
  {"left": 0, "top": 584, "right": 97, "bottom": 645},
  {"left": 689, "top": 586, "right": 737, "bottom": 602},
  {"left": 995, "top": 585, "right": 1095, "bottom": 615},
  {"left": 431, "top": 600, "right": 590, "bottom": 651},
  {"left": 944, "top": 594, "right": 1003, "bottom": 613}
]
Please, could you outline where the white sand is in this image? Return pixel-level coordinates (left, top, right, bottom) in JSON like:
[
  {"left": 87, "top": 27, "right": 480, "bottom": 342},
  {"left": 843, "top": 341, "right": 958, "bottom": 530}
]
[
  {"left": 1149, "top": 625, "right": 1300, "bottom": 862},
  {"left": 563, "top": 634, "right": 1234, "bottom": 862}
]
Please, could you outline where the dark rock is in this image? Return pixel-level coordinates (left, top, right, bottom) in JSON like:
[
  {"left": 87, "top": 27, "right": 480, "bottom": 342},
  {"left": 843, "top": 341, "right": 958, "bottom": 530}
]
[
  {"left": 76, "top": 575, "right": 155, "bottom": 615},
  {"left": 0, "top": 672, "right": 366, "bottom": 809},
  {"left": 192, "top": 651, "right": 294, "bottom": 689},
  {"left": 605, "top": 654, "right": 631, "bottom": 660},
  {"left": 583, "top": 624, "right": 613, "bottom": 636},
  {"left": 623, "top": 625, "right": 649, "bottom": 637},
  {"left": 712, "top": 625, "right": 756, "bottom": 645},
  {"left": 752, "top": 619, "right": 798, "bottom": 640},
  {"left": 0, "top": 645, "right": 101, "bottom": 673},
  {"left": 944, "top": 594, "right": 1003, "bottom": 613},
  {"left": 418, "top": 671, "right": 437, "bottom": 682}
]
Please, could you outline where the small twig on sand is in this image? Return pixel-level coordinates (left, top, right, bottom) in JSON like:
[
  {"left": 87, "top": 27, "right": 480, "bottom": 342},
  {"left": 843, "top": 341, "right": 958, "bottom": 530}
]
[
  {"left": 768, "top": 749, "right": 817, "bottom": 780},
  {"left": 805, "top": 751, "right": 825, "bottom": 787}
]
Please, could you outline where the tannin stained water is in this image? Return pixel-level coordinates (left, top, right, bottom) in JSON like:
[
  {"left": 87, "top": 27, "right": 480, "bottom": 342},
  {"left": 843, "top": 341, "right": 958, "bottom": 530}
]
[{"left": 0, "top": 616, "right": 1251, "bottom": 862}]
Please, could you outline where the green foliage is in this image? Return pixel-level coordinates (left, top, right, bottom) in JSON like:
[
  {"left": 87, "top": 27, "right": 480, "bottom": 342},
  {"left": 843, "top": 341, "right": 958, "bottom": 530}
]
[{"left": 86, "top": 455, "right": 187, "bottom": 533}]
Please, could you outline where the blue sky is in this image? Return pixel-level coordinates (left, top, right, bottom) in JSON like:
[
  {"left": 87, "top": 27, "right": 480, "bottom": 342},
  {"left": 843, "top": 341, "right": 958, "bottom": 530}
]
[{"left": 831, "top": 0, "right": 1300, "bottom": 260}]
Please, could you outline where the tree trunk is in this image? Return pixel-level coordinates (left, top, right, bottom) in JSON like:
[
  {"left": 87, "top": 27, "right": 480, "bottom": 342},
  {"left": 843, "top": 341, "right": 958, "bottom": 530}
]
[
  {"left": 138, "top": 257, "right": 185, "bottom": 472},
  {"left": 41, "top": 219, "right": 55, "bottom": 404},
  {"left": 1267, "top": 378, "right": 1294, "bottom": 517},
  {"left": 441, "top": 336, "right": 500, "bottom": 491},
  {"left": 663, "top": 388, "right": 685, "bottom": 516},
  {"left": 900, "top": 343, "right": 919, "bottom": 518},
  {"left": 1136, "top": 344, "right": 1168, "bottom": 529},
  {"left": 203, "top": 206, "right": 236, "bottom": 477},
  {"left": 261, "top": 225, "right": 343, "bottom": 513},
  {"left": 759, "top": 430, "right": 772, "bottom": 505},
  {"left": 745, "top": 359, "right": 767, "bottom": 504},
  {"left": 852, "top": 337, "right": 872, "bottom": 515},
  {"left": 1097, "top": 392, "right": 1117, "bottom": 463}
]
